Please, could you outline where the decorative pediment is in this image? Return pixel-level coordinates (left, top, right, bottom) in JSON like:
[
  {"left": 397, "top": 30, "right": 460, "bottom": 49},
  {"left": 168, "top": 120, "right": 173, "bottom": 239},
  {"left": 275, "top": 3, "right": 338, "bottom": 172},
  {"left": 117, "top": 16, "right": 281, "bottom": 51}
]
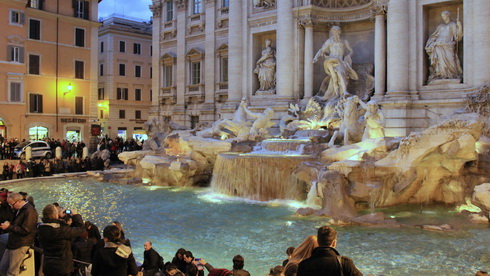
[
  {"left": 161, "top": 52, "right": 177, "bottom": 60},
  {"left": 7, "top": 35, "right": 25, "bottom": 45},
  {"left": 185, "top": 48, "right": 205, "bottom": 58},
  {"left": 217, "top": 43, "right": 228, "bottom": 53}
]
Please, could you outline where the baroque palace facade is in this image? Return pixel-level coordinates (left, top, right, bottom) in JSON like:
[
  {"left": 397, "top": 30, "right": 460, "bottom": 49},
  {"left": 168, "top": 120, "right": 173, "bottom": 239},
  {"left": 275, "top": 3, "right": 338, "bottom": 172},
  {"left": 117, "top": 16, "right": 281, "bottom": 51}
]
[
  {"left": 0, "top": 0, "right": 101, "bottom": 142},
  {"left": 149, "top": 0, "right": 490, "bottom": 136}
]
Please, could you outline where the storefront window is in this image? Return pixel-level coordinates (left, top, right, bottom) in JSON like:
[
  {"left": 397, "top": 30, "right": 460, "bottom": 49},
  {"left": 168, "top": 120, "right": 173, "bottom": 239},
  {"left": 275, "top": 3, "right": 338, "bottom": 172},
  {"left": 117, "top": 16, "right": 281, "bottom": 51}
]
[
  {"left": 118, "top": 128, "right": 127, "bottom": 140},
  {"left": 66, "top": 130, "right": 80, "bottom": 142},
  {"left": 29, "top": 126, "right": 48, "bottom": 141}
]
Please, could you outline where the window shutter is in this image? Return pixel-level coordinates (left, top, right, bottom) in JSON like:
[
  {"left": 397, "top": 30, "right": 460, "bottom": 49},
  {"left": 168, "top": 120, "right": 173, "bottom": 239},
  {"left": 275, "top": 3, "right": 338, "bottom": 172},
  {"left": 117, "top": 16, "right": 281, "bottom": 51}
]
[
  {"left": 20, "top": 12, "right": 25, "bottom": 24},
  {"left": 29, "top": 94, "right": 35, "bottom": 113},
  {"left": 19, "top": 47, "right": 24, "bottom": 63},
  {"left": 83, "top": 1, "right": 89, "bottom": 19},
  {"left": 117, "top": 88, "right": 121, "bottom": 100},
  {"left": 7, "top": 46, "right": 12, "bottom": 62},
  {"left": 38, "top": 95, "right": 43, "bottom": 113},
  {"left": 39, "top": 0, "right": 44, "bottom": 10},
  {"left": 26, "top": 0, "right": 31, "bottom": 7},
  {"left": 73, "top": 0, "right": 78, "bottom": 16},
  {"left": 124, "top": 89, "right": 129, "bottom": 100}
]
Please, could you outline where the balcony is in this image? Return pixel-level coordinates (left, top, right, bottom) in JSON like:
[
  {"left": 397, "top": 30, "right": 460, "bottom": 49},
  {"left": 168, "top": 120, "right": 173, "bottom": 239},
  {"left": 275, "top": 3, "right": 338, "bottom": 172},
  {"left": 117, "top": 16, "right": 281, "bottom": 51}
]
[
  {"left": 185, "top": 84, "right": 205, "bottom": 104},
  {"left": 160, "top": 87, "right": 177, "bottom": 105}
]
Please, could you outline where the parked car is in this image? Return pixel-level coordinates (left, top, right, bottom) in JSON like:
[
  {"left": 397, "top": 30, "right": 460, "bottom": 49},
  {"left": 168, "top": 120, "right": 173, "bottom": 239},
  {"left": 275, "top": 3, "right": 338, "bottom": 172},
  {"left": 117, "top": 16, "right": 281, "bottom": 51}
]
[{"left": 14, "top": 141, "right": 52, "bottom": 160}]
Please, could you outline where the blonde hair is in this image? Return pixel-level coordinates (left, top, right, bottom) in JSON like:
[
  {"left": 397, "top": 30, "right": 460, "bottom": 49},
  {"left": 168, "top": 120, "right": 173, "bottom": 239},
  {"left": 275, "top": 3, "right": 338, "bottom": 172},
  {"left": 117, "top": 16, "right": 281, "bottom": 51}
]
[{"left": 283, "top": 235, "right": 319, "bottom": 273}]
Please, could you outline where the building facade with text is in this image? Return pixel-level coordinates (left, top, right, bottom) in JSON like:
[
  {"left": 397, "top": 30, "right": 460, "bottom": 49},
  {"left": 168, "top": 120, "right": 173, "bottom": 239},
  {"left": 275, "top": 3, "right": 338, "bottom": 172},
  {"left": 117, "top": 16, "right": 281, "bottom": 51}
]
[{"left": 0, "top": 0, "right": 101, "bottom": 142}]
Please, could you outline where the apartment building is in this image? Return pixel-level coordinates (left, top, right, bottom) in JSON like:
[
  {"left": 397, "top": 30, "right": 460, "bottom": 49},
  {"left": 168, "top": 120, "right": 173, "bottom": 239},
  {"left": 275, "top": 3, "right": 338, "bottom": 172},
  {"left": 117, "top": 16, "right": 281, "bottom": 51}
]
[
  {"left": 98, "top": 16, "right": 152, "bottom": 140},
  {"left": 0, "top": 0, "right": 100, "bottom": 142}
]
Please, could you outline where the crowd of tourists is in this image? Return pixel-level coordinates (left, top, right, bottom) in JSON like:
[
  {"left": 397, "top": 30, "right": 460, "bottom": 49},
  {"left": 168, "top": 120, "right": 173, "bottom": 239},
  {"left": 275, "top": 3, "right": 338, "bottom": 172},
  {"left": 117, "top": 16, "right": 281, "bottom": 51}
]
[
  {"left": 0, "top": 188, "right": 487, "bottom": 276},
  {"left": 0, "top": 134, "right": 144, "bottom": 161}
]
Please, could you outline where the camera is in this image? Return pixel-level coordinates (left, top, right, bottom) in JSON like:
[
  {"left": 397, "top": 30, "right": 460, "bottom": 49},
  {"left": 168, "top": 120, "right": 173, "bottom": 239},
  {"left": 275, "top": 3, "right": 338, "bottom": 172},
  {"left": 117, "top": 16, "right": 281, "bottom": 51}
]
[{"left": 65, "top": 209, "right": 71, "bottom": 214}]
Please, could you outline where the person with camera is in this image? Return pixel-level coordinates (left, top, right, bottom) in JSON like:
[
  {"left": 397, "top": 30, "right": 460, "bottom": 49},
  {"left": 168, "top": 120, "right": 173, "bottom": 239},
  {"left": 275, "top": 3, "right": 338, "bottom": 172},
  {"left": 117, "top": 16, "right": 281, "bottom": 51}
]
[
  {"left": 0, "top": 192, "right": 38, "bottom": 276},
  {"left": 37, "top": 205, "right": 85, "bottom": 276}
]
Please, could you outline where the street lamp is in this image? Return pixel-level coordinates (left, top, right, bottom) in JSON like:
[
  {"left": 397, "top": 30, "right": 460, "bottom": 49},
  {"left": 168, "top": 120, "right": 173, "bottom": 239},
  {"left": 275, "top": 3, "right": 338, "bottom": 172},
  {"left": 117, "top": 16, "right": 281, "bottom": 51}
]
[{"left": 64, "top": 83, "right": 73, "bottom": 95}]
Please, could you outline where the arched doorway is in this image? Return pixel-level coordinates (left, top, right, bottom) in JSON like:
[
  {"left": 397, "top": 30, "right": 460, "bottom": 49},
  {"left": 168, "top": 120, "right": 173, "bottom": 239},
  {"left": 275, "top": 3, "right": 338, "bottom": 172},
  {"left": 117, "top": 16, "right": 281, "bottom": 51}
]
[
  {"left": 29, "top": 126, "right": 49, "bottom": 141},
  {"left": 0, "top": 119, "right": 6, "bottom": 139}
]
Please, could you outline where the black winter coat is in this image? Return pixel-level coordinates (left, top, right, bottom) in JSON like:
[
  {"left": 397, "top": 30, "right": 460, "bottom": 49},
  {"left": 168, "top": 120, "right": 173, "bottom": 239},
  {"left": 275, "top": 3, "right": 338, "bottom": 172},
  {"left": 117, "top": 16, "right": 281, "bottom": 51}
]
[
  {"left": 6, "top": 202, "right": 38, "bottom": 250},
  {"left": 91, "top": 242, "right": 138, "bottom": 276},
  {"left": 141, "top": 247, "right": 161, "bottom": 271},
  {"left": 297, "top": 247, "right": 363, "bottom": 276},
  {"left": 37, "top": 214, "right": 85, "bottom": 275}
]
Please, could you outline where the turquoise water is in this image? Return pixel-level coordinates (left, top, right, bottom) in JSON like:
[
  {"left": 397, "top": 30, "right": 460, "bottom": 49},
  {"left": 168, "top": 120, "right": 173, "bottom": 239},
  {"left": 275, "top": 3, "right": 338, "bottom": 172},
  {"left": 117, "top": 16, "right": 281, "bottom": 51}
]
[{"left": 2, "top": 177, "right": 489, "bottom": 275}]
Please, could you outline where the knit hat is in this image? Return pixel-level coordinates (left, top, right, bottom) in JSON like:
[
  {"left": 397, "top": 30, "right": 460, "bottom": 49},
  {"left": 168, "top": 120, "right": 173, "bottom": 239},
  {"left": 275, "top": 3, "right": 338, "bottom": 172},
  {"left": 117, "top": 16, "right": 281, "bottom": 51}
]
[{"left": 208, "top": 269, "right": 232, "bottom": 276}]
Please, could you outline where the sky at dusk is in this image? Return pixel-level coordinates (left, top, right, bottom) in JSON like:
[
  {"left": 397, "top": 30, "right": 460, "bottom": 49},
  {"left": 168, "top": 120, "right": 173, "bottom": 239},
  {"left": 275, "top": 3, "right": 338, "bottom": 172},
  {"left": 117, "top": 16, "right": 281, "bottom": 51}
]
[{"left": 98, "top": 0, "right": 153, "bottom": 22}]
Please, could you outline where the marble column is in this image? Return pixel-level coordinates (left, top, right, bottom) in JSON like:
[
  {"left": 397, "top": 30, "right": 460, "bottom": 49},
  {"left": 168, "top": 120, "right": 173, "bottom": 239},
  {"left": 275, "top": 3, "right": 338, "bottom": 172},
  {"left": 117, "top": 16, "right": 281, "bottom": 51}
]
[
  {"left": 373, "top": 9, "right": 386, "bottom": 98},
  {"left": 473, "top": 0, "right": 490, "bottom": 86},
  {"left": 149, "top": 2, "right": 162, "bottom": 117},
  {"left": 227, "top": 0, "right": 243, "bottom": 103},
  {"left": 276, "top": 0, "right": 294, "bottom": 98},
  {"left": 386, "top": 0, "right": 409, "bottom": 97},
  {"left": 204, "top": 0, "right": 216, "bottom": 105},
  {"left": 302, "top": 20, "right": 314, "bottom": 99},
  {"left": 175, "top": 2, "right": 187, "bottom": 107}
]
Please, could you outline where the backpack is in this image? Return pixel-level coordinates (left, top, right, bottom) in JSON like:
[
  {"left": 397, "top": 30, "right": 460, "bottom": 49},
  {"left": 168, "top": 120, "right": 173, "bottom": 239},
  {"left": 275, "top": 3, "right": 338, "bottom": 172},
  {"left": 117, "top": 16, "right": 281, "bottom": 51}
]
[{"left": 158, "top": 255, "right": 164, "bottom": 271}]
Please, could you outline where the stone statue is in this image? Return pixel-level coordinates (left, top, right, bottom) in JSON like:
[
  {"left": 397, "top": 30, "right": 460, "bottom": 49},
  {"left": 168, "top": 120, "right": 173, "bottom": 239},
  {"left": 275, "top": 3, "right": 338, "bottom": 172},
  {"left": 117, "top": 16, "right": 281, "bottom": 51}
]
[
  {"left": 313, "top": 26, "right": 358, "bottom": 101},
  {"left": 204, "top": 98, "right": 251, "bottom": 140},
  {"left": 254, "top": 39, "right": 276, "bottom": 92},
  {"left": 243, "top": 106, "right": 275, "bottom": 138},
  {"left": 425, "top": 10, "right": 463, "bottom": 83},
  {"left": 254, "top": 0, "right": 275, "bottom": 8},
  {"left": 328, "top": 95, "right": 366, "bottom": 146},
  {"left": 362, "top": 100, "right": 385, "bottom": 141}
]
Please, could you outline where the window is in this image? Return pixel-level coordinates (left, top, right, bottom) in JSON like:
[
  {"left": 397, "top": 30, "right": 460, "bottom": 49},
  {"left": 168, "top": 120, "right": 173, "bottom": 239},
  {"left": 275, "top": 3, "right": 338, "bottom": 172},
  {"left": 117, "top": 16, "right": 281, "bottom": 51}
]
[
  {"left": 221, "top": 57, "right": 228, "bottom": 82},
  {"left": 98, "top": 88, "right": 104, "bottom": 100},
  {"left": 193, "top": 0, "right": 202, "bottom": 14},
  {"left": 150, "top": 45, "right": 153, "bottom": 56},
  {"left": 73, "top": 0, "right": 89, "bottom": 20},
  {"left": 119, "top": 41, "right": 126, "bottom": 52},
  {"left": 100, "top": 41, "right": 104, "bottom": 53},
  {"left": 8, "top": 46, "right": 24, "bottom": 63},
  {"left": 135, "top": 110, "right": 141, "bottom": 119},
  {"left": 191, "top": 62, "right": 201, "bottom": 84},
  {"left": 166, "top": 1, "right": 174, "bottom": 21},
  {"left": 29, "top": 126, "right": 48, "bottom": 140},
  {"left": 29, "top": 54, "right": 40, "bottom": 75},
  {"left": 150, "top": 90, "right": 153, "bottom": 101},
  {"left": 75, "top": 28, "right": 85, "bottom": 47},
  {"left": 75, "top": 97, "right": 83, "bottom": 115},
  {"left": 135, "top": 89, "right": 141, "bottom": 101},
  {"left": 29, "top": 93, "right": 43, "bottom": 113},
  {"left": 9, "top": 10, "right": 24, "bottom": 25},
  {"left": 29, "top": 0, "right": 43, "bottom": 9},
  {"left": 190, "top": 115, "right": 199, "bottom": 129},
  {"left": 135, "top": 65, "right": 141, "bottom": 78},
  {"left": 117, "top": 88, "right": 128, "bottom": 100},
  {"left": 119, "top": 110, "right": 125, "bottom": 119},
  {"left": 222, "top": 0, "right": 229, "bottom": 7},
  {"left": 150, "top": 67, "right": 152, "bottom": 78},
  {"left": 133, "top": 43, "right": 141, "bottom": 55},
  {"left": 119, "top": 64, "right": 126, "bottom": 76},
  {"left": 99, "top": 110, "right": 104, "bottom": 119},
  {"left": 75, "top": 60, "right": 84, "bottom": 79},
  {"left": 164, "top": 65, "right": 173, "bottom": 87},
  {"left": 9, "top": 82, "right": 22, "bottom": 102},
  {"left": 99, "top": 64, "right": 104, "bottom": 76},
  {"left": 29, "top": 19, "right": 41, "bottom": 40}
]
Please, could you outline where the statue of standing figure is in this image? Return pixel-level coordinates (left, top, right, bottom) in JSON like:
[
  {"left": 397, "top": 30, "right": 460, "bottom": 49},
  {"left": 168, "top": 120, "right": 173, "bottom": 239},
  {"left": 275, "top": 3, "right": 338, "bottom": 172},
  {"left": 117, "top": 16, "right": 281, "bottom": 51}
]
[
  {"left": 362, "top": 100, "right": 385, "bottom": 141},
  {"left": 254, "top": 39, "right": 276, "bottom": 92},
  {"left": 425, "top": 10, "right": 463, "bottom": 83},
  {"left": 313, "top": 26, "right": 358, "bottom": 101}
]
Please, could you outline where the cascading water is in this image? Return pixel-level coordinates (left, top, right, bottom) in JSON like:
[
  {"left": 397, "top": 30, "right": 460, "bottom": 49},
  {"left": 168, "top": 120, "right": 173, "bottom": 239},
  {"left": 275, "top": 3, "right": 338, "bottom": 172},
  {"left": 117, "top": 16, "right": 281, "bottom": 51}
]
[
  {"left": 260, "top": 138, "right": 310, "bottom": 153},
  {"left": 211, "top": 152, "right": 314, "bottom": 201}
]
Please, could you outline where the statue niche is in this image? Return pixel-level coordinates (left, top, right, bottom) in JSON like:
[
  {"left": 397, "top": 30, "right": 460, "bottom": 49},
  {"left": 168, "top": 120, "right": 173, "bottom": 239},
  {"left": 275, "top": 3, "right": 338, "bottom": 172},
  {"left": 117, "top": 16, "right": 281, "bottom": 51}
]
[
  {"left": 254, "top": 39, "right": 276, "bottom": 94},
  {"left": 425, "top": 10, "right": 463, "bottom": 84}
]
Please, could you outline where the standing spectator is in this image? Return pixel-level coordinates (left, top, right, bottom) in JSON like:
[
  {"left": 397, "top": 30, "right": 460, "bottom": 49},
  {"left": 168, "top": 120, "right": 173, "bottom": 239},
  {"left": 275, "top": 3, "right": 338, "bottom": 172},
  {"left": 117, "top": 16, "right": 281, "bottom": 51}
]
[
  {"left": 0, "top": 193, "right": 38, "bottom": 276},
  {"left": 231, "top": 255, "right": 251, "bottom": 276},
  {"left": 13, "top": 161, "right": 24, "bottom": 179},
  {"left": 171, "top": 248, "right": 187, "bottom": 272},
  {"left": 24, "top": 160, "right": 33, "bottom": 178},
  {"left": 7, "top": 164, "right": 14, "bottom": 180},
  {"left": 91, "top": 225, "right": 138, "bottom": 276},
  {"left": 140, "top": 241, "right": 163, "bottom": 276},
  {"left": 37, "top": 204, "right": 85, "bottom": 276},
  {"left": 85, "top": 221, "right": 101, "bottom": 244},
  {"left": 297, "top": 226, "right": 363, "bottom": 276},
  {"left": 1, "top": 164, "right": 8, "bottom": 181},
  {"left": 283, "top": 235, "right": 318, "bottom": 276}
]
